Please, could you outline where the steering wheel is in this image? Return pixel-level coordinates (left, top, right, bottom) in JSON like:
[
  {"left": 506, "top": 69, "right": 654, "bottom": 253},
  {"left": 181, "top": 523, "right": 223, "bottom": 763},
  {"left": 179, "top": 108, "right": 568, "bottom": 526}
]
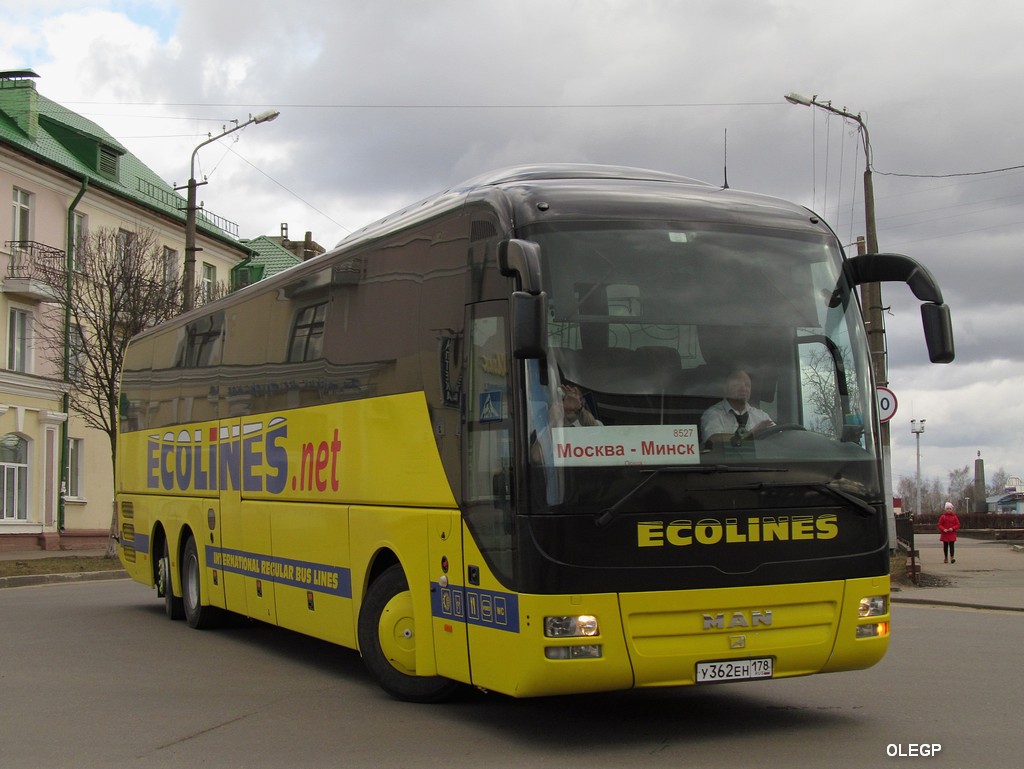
[{"left": 754, "top": 423, "right": 806, "bottom": 440}]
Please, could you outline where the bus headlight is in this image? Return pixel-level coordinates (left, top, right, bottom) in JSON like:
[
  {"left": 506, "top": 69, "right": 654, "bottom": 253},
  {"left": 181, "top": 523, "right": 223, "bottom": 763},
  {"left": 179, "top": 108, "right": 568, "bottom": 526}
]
[
  {"left": 856, "top": 622, "right": 890, "bottom": 639},
  {"left": 544, "top": 615, "right": 599, "bottom": 638},
  {"left": 858, "top": 595, "right": 887, "bottom": 618},
  {"left": 545, "top": 644, "right": 602, "bottom": 660}
]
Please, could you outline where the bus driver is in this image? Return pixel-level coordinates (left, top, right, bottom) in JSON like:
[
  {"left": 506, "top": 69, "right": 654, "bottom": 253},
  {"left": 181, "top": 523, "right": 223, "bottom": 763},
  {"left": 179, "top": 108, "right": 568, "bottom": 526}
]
[{"left": 701, "top": 369, "right": 775, "bottom": 448}]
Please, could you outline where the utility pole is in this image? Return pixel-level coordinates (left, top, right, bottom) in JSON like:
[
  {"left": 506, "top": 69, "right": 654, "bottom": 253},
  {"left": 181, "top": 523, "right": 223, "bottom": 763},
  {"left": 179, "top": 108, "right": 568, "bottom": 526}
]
[{"left": 786, "top": 93, "right": 892, "bottom": 528}]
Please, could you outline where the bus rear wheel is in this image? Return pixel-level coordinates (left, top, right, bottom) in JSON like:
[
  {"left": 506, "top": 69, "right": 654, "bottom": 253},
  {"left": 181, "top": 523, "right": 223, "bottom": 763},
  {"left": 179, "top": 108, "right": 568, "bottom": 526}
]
[
  {"left": 357, "top": 564, "right": 460, "bottom": 703},
  {"left": 161, "top": 539, "right": 184, "bottom": 620},
  {"left": 182, "top": 535, "right": 219, "bottom": 629}
]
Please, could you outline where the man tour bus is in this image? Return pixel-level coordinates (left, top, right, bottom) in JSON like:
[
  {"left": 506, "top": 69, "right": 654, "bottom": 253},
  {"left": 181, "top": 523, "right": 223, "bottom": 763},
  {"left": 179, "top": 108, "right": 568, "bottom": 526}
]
[{"left": 116, "top": 165, "right": 954, "bottom": 701}]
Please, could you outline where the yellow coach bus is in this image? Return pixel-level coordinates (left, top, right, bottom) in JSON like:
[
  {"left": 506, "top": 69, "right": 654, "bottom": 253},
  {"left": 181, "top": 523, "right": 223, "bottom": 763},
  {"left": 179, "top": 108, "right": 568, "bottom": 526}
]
[{"left": 115, "top": 165, "right": 954, "bottom": 701}]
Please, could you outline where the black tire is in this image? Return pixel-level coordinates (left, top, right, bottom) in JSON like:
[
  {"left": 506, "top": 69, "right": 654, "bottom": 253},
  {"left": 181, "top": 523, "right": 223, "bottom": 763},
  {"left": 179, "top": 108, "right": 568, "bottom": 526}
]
[
  {"left": 357, "top": 564, "right": 460, "bottom": 703},
  {"left": 161, "top": 539, "right": 184, "bottom": 620},
  {"left": 182, "top": 535, "right": 219, "bottom": 629}
]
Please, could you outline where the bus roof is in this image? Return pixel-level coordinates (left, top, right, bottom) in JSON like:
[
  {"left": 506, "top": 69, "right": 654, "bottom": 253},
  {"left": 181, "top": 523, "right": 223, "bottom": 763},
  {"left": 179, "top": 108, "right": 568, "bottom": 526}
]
[
  {"left": 337, "top": 163, "right": 820, "bottom": 250},
  {"left": 139, "top": 164, "right": 827, "bottom": 338}
]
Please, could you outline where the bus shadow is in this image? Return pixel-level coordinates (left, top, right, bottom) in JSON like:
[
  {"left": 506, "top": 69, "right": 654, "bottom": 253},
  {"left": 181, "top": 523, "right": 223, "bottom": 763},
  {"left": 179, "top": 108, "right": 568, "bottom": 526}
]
[
  {"left": 445, "top": 685, "right": 856, "bottom": 748},
  {"left": 129, "top": 600, "right": 856, "bottom": 746}
]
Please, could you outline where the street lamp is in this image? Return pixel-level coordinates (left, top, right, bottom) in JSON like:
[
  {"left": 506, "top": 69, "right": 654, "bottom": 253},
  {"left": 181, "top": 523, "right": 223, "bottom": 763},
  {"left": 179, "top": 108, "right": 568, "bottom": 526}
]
[
  {"left": 911, "top": 419, "right": 926, "bottom": 515},
  {"left": 182, "top": 109, "right": 280, "bottom": 311},
  {"left": 786, "top": 91, "right": 892, "bottom": 524}
]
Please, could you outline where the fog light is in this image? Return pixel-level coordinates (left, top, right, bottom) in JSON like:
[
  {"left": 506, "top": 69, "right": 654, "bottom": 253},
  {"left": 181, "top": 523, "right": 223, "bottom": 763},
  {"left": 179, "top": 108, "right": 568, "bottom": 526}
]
[
  {"left": 545, "top": 644, "right": 603, "bottom": 660},
  {"left": 544, "top": 615, "right": 599, "bottom": 638},
  {"left": 858, "top": 595, "right": 887, "bottom": 618},
  {"left": 856, "top": 621, "right": 889, "bottom": 639}
]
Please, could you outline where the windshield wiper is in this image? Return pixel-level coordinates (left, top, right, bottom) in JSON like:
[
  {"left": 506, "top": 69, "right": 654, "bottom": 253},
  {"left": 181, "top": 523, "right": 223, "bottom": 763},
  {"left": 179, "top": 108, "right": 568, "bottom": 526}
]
[
  {"left": 594, "top": 465, "right": 786, "bottom": 528},
  {"left": 740, "top": 480, "right": 877, "bottom": 517}
]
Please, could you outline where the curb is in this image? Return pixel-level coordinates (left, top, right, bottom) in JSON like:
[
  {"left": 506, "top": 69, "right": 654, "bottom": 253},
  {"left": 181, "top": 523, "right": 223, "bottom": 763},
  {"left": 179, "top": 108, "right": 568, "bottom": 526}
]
[
  {"left": 0, "top": 569, "right": 129, "bottom": 590},
  {"left": 891, "top": 595, "right": 1024, "bottom": 613}
]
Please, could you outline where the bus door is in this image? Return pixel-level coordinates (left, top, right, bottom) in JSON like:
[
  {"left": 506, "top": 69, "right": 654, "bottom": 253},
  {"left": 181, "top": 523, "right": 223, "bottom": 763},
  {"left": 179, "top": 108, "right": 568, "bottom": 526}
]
[
  {"left": 427, "top": 508, "right": 471, "bottom": 683},
  {"left": 217, "top": 418, "right": 278, "bottom": 624},
  {"left": 461, "top": 302, "right": 520, "bottom": 690}
]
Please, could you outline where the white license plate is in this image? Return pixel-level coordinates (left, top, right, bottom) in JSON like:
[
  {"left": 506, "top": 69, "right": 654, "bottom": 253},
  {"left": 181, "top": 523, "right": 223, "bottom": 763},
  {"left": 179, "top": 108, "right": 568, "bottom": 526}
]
[{"left": 696, "top": 657, "right": 773, "bottom": 683}]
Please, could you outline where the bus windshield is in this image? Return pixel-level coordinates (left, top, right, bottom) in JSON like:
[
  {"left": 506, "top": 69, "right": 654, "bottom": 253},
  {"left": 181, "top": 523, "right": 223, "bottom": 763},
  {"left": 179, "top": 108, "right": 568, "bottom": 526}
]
[{"left": 523, "top": 221, "right": 879, "bottom": 513}]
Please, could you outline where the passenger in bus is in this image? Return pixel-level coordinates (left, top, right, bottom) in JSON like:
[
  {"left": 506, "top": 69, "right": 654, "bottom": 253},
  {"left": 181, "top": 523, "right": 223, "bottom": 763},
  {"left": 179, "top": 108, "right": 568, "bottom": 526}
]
[
  {"left": 557, "top": 382, "right": 602, "bottom": 428},
  {"left": 530, "top": 381, "right": 602, "bottom": 466},
  {"left": 700, "top": 369, "right": 775, "bottom": 448}
]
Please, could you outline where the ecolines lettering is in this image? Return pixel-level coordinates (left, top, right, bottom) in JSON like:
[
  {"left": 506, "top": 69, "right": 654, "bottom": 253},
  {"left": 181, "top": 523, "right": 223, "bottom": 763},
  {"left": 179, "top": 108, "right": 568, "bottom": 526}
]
[
  {"left": 637, "top": 514, "right": 840, "bottom": 547},
  {"left": 145, "top": 419, "right": 336, "bottom": 495}
]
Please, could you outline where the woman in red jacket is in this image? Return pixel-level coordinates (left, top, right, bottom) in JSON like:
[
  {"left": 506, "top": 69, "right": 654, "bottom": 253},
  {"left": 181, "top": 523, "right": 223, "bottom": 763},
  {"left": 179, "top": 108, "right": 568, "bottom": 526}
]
[{"left": 937, "top": 501, "right": 961, "bottom": 564}]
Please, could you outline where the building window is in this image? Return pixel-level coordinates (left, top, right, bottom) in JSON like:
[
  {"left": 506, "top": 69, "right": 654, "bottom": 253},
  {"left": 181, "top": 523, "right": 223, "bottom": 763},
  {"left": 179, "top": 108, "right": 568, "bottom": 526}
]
[
  {"left": 11, "top": 187, "right": 32, "bottom": 242},
  {"left": 69, "top": 324, "right": 86, "bottom": 383},
  {"left": 162, "top": 247, "right": 179, "bottom": 283},
  {"left": 66, "top": 438, "right": 84, "bottom": 498},
  {"left": 71, "top": 212, "right": 87, "bottom": 271},
  {"left": 116, "top": 229, "right": 136, "bottom": 259},
  {"left": 98, "top": 146, "right": 120, "bottom": 180},
  {"left": 0, "top": 434, "right": 28, "bottom": 521},
  {"left": 200, "top": 262, "right": 217, "bottom": 304},
  {"left": 7, "top": 307, "right": 31, "bottom": 373}
]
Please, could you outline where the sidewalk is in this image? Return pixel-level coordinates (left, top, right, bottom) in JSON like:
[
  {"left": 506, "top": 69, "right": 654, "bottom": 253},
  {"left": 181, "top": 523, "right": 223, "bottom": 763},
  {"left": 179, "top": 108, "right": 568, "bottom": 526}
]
[
  {"left": 891, "top": 532, "right": 1024, "bottom": 612},
  {"left": 0, "top": 544, "right": 126, "bottom": 589}
]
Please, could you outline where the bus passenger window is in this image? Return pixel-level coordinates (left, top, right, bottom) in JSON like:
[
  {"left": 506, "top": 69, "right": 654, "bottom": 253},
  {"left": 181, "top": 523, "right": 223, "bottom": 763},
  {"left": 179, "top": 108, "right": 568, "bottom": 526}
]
[{"left": 288, "top": 302, "right": 327, "bottom": 362}]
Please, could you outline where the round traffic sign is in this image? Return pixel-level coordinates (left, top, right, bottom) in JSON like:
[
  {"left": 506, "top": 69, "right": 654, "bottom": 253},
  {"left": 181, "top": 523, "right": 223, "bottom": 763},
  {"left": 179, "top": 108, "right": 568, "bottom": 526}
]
[{"left": 876, "top": 386, "right": 897, "bottom": 422}]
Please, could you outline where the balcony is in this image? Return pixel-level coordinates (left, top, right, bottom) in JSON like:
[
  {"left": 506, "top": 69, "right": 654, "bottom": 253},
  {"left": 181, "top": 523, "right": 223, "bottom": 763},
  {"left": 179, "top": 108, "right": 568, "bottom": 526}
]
[{"left": 3, "top": 240, "right": 64, "bottom": 302}]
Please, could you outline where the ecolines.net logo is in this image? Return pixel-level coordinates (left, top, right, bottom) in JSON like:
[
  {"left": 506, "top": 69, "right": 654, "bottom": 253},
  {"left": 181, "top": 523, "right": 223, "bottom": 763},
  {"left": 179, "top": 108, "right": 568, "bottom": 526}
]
[{"left": 145, "top": 418, "right": 342, "bottom": 495}]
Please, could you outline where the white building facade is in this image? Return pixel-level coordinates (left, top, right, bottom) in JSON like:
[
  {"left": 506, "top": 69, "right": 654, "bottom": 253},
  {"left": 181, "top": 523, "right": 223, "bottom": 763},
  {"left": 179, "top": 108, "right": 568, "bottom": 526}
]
[{"left": 0, "top": 71, "right": 251, "bottom": 551}]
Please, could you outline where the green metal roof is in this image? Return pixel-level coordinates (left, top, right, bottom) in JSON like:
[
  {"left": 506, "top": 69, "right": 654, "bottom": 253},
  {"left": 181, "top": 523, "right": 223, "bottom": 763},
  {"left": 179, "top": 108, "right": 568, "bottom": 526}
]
[
  {"left": 237, "top": 235, "right": 302, "bottom": 279},
  {"left": 0, "top": 80, "right": 245, "bottom": 250}
]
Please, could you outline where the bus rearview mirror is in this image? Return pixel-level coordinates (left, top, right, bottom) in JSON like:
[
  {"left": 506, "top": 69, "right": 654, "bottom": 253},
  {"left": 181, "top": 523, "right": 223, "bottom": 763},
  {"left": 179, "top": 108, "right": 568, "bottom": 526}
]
[{"left": 511, "top": 291, "right": 548, "bottom": 359}]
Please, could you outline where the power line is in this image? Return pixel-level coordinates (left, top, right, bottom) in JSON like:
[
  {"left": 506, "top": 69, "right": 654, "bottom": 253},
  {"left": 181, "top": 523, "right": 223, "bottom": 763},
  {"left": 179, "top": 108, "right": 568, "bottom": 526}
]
[
  {"left": 57, "top": 100, "right": 781, "bottom": 110},
  {"left": 876, "top": 163, "right": 1024, "bottom": 179}
]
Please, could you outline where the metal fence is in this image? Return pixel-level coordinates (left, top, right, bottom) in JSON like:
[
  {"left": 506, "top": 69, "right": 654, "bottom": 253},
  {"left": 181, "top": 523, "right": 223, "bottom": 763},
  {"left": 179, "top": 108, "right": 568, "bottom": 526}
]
[
  {"left": 893, "top": 515, "right": 920, "bottom": 584},
  {"left": 894, "top": 515, "right": 916, "bottom": 552},
  {"left": 913, "top": 513, "right": 1024, "bottom": 531}
]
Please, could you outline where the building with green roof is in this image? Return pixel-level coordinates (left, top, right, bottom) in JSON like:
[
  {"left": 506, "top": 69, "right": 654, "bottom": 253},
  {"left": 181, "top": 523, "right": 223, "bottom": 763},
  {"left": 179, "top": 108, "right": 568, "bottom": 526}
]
[{"left": 0, "top": 70, "right": 251, "bottom": 551}]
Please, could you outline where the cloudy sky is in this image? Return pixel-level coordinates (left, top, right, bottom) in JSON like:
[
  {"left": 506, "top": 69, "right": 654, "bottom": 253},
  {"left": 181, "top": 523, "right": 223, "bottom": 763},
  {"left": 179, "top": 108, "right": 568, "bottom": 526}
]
[{"left": 3, "top": 0, "right": 1022, "bottom": 496}]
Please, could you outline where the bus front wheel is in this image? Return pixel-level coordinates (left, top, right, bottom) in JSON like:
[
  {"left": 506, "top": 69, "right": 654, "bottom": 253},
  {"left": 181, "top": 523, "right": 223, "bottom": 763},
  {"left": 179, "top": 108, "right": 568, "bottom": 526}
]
[{"left": 357, "top": 564, "right": 460, "bottom": 703}]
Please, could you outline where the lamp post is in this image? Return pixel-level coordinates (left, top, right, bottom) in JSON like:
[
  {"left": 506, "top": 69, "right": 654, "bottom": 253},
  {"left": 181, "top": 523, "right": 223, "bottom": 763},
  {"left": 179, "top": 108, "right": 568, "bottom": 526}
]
[
  {"left": 786, "top": 91, "right": 893, "bottom": 527},
  {"left": 911, "top": 419, "right": 926, "bottom": 515},
  {"left": 182, "top": 109, "right": 280, "bottom": 311},
  {"left": 784, "top": 93, "right": 884, "bottom": 375}
]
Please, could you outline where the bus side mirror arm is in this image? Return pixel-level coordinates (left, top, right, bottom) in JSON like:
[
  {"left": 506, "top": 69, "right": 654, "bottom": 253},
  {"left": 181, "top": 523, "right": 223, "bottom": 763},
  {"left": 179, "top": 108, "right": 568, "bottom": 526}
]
[
  {"left": 844, "top": 253, "right": 955, "bottom": 364},
  {"left": 500, "top": 239, "right": 542, "bottom": 294}
]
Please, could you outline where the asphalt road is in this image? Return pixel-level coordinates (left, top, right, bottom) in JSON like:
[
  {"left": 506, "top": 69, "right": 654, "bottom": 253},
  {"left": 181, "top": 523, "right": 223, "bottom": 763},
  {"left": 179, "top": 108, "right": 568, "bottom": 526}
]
[{"left": 1, "top": 579, "right": 1019, "bottom": 769}]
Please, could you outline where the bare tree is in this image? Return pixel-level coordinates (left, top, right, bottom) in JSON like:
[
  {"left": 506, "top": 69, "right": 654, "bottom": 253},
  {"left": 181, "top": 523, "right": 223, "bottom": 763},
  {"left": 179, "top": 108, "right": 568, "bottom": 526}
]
[
  {"left": 801, "top": 344, "right": 862, "bottom": 438},
  {"left": 946, "top": 465, "right": 972, "bottom": 512},
  {"left": 38, "top": 226, "right": 183, "bottom": 468},
  {"left": 897, "top": 473, "right": 946, "bottom": 515},
  {"left": 986, "top": 467, "right": 1009, "bottom": 497}
]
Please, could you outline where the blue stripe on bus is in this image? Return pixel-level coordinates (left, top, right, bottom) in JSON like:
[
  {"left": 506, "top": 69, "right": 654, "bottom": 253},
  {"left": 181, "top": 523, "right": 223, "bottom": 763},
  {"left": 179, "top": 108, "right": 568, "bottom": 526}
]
[
  {"left": 431, "top": 582, "right": 520, "bottom": 633},
  {"left": 205, "top": 545, "right": 352, "bottom": 598}
]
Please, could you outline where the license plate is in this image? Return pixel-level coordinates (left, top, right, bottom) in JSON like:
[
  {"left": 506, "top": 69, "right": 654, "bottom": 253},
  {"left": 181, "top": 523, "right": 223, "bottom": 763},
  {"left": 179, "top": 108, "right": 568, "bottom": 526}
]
[{"left": 696, "top": 657, "right": 773, "bottom": 683}]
